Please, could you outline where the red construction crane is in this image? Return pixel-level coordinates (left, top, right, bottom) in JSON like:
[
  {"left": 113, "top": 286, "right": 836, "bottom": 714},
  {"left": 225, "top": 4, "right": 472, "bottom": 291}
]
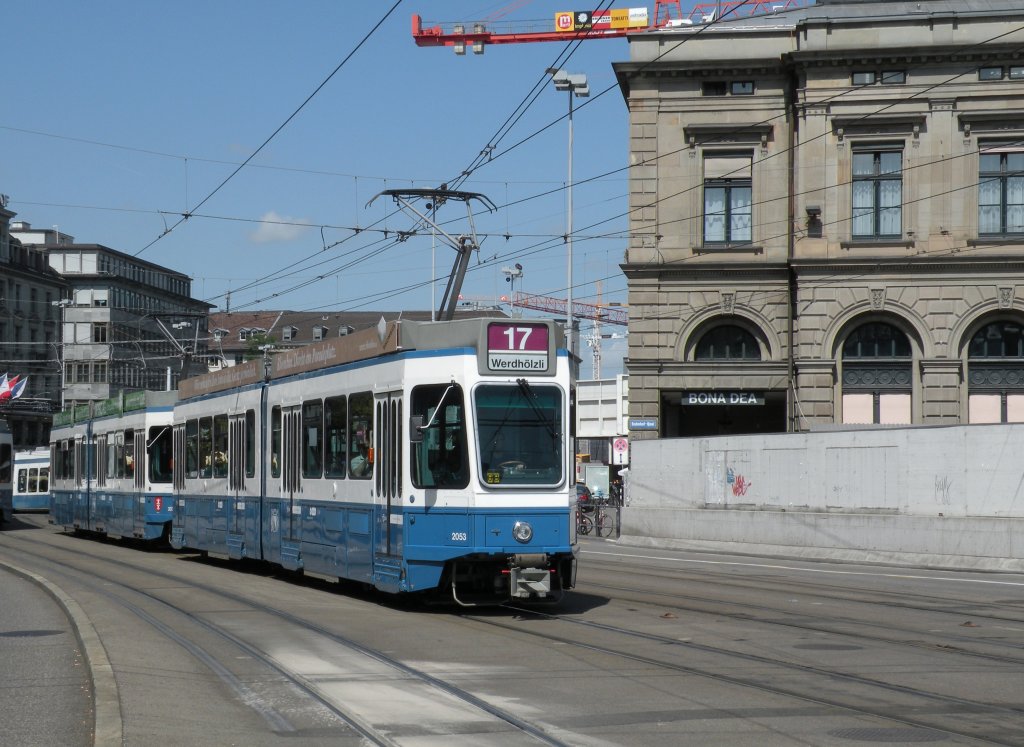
[
  {"left": 511, "top": 290, "right": 627, "bottom": 378},
  {"left": 412, "top": 1, "right": 810, "bottom": 53},
  {"left": 512, "top": 291, "right": 628, "bottom": 326}
]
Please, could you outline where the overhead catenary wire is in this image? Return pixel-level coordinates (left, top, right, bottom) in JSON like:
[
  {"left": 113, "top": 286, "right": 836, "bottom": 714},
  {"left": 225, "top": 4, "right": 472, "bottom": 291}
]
[
  {"left": 10, "top": 4, "right": 1024, "bottom": 322},
  {"left": 130, "top": 1, "right": 404, "bottom": 259}
]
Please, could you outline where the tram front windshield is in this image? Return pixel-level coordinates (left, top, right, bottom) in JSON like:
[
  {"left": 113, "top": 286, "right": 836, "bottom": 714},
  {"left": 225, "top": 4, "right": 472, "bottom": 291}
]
[{"left": 476, "top": 383, "right": 563, "bottom": 487}]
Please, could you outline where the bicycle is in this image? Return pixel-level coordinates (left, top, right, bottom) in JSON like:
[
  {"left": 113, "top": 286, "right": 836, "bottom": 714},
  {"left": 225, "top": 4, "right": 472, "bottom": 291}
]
[
  {"left": 576, "top": 507, "right": 594, "bottom": 536},
  {"left": 594, "top": 504, "right": 616, "bottom": 538}
]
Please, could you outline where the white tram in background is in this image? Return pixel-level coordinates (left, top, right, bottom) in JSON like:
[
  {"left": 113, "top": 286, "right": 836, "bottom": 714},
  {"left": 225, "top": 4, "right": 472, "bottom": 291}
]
[
  {"left": 50, "top": 391, "right": 176, "bottom": 541},
  {"left": 0, "top": 420, "right": 12, "bottom": 525},
  {"left": 172, "top": 317, "right": 577, "bottom": 604},
  {"left": 13, "top": 448, "right": 50, "bottom": 511}
]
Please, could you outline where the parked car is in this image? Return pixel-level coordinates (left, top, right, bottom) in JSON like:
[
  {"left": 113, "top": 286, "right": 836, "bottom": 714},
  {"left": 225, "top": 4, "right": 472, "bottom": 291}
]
[{"left": 576, "top": 482, "right": 594, "bottom": 511}]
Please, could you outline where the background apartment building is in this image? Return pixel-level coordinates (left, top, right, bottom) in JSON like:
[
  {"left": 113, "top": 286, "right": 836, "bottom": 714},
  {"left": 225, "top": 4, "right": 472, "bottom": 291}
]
[
  {"left": 0, "top": 204, "right": 67, "bottom": 446},
  {"left": 12, "top": 221, "right": 212, "bottom": 411},
  {"left": 615, "top": 0, "right": 1024, "bottom": 438}
]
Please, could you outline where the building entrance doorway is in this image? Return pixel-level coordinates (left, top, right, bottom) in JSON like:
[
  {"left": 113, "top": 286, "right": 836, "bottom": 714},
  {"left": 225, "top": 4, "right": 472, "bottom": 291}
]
[{"left": 660, "top": 390, "right": 787, "bottom": 437}]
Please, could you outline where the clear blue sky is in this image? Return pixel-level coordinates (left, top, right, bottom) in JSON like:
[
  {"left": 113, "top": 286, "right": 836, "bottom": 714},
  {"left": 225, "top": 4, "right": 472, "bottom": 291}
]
[{"left": 1, "top": 1, "right": 668, "bottom": 378}]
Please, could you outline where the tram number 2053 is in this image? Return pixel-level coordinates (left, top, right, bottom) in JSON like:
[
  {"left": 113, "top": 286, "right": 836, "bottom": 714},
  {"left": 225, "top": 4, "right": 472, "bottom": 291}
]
[{"left": 450, "top": 532, "right": 468, "bottom": 542}]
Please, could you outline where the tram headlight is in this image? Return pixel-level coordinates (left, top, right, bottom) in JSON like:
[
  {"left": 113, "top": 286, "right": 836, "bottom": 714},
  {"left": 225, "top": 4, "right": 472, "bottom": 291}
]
[{"left": 512, "top": 521, "right": 533, "bottom": 543}]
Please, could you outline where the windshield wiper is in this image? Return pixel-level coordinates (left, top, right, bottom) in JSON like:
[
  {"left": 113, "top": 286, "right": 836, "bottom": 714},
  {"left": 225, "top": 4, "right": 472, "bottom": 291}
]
[{"left": 516, "top": 378, "right": 559, "bottom": 442}]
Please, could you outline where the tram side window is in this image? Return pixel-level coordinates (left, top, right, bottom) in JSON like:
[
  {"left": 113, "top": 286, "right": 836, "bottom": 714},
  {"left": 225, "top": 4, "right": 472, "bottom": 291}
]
[
  {"left": 271, "top": 406, "right": 282, "bottom": 478},
  {"left": 349, "top": 392, "right": 372, "bottom": 479},
  {"left": 149, "top": 426, "right": 173, "bottom": 483},
  {"left": 57, "top": 442, "right": 69, "bottom": 481},
  {"left": 38, "top": 467, "right": 49, "bottom": 493},
  {"left": 186, "top": 420, "right": 199, "bottom": 479},
  {"left": 109, "top": 433, "right": 122, "bottom": 480},
  {"left": 198, "top": 417, "right": 213, "bottom": 478},
  {"left": 245, "top": 410, "right": 256, "bottom": 479},
  {"left": 17, "top": 468, "right": 27, "bottom": 493},
  {"left": 411, "top": 384, "right": 469, "bottom": 489},
  {"left": 325, "top": 396, "right": 347, "bottom": 478},
  {"left": 124, "top": 429, "right": 135, "bottom": 479},
  {"left": 303, "top": 399, "right": 323, "bottom": 479},
  {"left": 212, "top": 414, "right": 228, "bottom": 479},
  {"left": 0, "top": 443, "right": 9, "bottom": 483}
]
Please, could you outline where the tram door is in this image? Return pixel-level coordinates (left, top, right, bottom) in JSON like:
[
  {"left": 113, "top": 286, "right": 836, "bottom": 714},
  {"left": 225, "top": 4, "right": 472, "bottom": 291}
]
[
  {"left": 281, "top": 406, "right": 302, "bottom": 546},
  {"left": 373, "top": 391, "right": 402, "bottom": 558},
  {"left": 227, "top": 414, "right": 248, "bottom": 547}
]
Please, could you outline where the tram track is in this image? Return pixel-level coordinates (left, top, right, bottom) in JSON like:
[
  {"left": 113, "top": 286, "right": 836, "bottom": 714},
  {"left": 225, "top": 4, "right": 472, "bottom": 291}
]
[
  {"left": 0, "top": 524, "right": 573, "bottom": 746},
  {"left": 574, "top": 576, "right": 1024, "bottom": 667},
  {"left": 445, "top": 597, "right": 1024, "bottom": 744},
  {"left": 580, "top": 549, "right": 1024, "bottom": 619}
]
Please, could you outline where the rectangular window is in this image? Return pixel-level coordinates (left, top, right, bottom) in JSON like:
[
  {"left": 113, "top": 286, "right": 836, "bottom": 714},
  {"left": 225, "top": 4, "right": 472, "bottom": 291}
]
[
  {"left": 348, "top": 392, "right": 373, "bottom": 480},
  {"left": 979, "top": 149, "right": 1024, "bottom": 235},
  {"left": 703, "top": 153, "right": 752, "bottom": 244},
  {"left": 124, "top": 429, "right": 135, "bottom": 479},
  {"left": 880, "top": 70, "right": 906, "bottom": 84},
  {"left": 411, "top": 384, "right": 468, "bottom": 489},
  {"left": 271, "top": 406, "right": 282, "bottom": 478},
  {"left": 212, "top": 414, "right": 228, "bottom": 478},
  {"left": 730, "top": 81, "right": 754, "bottom": 95},
  {"left": 852, "top": 71, "right": 876, "bottom": 85},
  {"left": 701, "top": 81, "right": 727, "bottom": 96},
  {"left": 245, "top": 410, "right": 256, "bottom": 479},
  {"left": 198, "top": 417, "right": 213, "bottom": 478},
  {"left": 325, "top": 396, "right": 347, "bottom": 478},
  {"left": 979, "top": 66, "right": 1004, "bottom": 81},
  {"left": 852, "top": 148, "right": 903, "bottom": 239},
  {"left": 1010, "top": 66, "right": 1024, "bottom": 80},
  {"left": 302, "top": 399, "right": 323, "bottom": 479},
  {"left": 92, "top": 323, "right": 108, "bottom": 343},
  {"left": 149, "top": 426, "right": 173, "bottom": 483},
  {"left": 186, "top": 420, "right": 199, "bottom": 479}
]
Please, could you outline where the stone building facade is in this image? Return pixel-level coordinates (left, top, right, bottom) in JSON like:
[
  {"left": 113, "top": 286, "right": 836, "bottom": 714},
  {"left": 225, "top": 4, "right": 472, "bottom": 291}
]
[
  {"left": 0, "top": 206, "right": 68, "bottom": 446},
  {"left": 614, "top": 0, "right": 1024, "bottom": 438}
]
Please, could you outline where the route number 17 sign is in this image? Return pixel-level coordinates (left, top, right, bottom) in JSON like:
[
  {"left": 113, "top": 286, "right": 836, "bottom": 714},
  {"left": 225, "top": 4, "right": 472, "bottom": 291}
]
[{"left": 486, "top": 323, "right": 550, "bottom": 372}]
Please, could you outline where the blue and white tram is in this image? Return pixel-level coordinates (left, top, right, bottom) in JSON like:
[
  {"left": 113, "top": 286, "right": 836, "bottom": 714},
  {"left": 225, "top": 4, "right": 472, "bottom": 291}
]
[
  {"left": 0, "top": 420, "right": 12, "bottom": 525},
  {"left": 50, "top": 391, "right": 176, "bottom": 541},
  {"left": 172, "top": 317, "right": 578, "bottom": 604},
  {"left": 13, "top": 449, "right": 50, "bottom": 511}
]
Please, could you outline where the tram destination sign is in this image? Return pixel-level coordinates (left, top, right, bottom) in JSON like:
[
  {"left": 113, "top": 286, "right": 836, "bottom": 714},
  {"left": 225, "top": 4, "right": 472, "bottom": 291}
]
[
  {"left": 684, "top": 391, "right": 765, "bottom": 406},
  {"left": 486, "top": 322, "right": 550, "bottom": 373}
]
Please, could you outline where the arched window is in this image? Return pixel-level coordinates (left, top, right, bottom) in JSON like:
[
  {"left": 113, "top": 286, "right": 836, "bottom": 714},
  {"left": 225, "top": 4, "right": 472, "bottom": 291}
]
[
  {"left": 842, "top": 322, "right": 911, "bottom": 359},
  {"left": 695, "top": 325, "right": 761, "bottom": 361},
  {"left": 969, "top": 321, "right": 1024, "bottom": 358},
  {"left": 967, "top": 320, "right": 1024, "bottom": 423},
  {"left": 841, "top": 321, "right": 912, "bottom": 425}
]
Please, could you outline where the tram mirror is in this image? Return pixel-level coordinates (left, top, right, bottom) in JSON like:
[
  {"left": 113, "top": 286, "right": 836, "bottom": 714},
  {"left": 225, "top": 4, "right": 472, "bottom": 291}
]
[{"left": 409, "top": 416, "right": 425, "bottom": 443}]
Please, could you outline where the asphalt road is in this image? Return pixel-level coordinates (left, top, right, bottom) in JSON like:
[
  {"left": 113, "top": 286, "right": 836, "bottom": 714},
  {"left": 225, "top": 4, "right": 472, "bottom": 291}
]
[{"left": 3, "top": 512, "right": 1024, "bottom": 746}]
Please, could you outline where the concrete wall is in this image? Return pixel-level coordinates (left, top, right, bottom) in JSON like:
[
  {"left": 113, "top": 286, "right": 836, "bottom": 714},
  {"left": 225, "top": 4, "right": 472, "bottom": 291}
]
[{"left": 622, "top": 424, "right": 1024, "bottom": 571}]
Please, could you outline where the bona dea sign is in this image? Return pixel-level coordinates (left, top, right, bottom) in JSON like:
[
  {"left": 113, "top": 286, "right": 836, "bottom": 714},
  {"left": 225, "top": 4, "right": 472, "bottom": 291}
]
[{"left": 685, "top": 391, "right": 765, "bottom": 406}]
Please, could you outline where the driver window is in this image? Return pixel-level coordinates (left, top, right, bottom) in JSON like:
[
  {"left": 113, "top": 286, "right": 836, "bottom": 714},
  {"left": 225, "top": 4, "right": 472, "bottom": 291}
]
[{"left": 410, "top": 384, "right": 468, "bottom": 489}]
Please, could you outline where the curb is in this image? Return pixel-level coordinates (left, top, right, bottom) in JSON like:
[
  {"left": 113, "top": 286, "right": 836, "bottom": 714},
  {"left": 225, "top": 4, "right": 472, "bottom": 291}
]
[{"left": 0, "top": 560, "right": 123, "bottom": 746}]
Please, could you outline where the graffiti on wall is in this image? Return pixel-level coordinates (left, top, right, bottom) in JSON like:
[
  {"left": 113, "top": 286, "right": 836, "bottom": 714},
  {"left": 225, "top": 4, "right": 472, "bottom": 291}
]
[{"left": 727, "top": 467, "right": 752, "bottom": 497}]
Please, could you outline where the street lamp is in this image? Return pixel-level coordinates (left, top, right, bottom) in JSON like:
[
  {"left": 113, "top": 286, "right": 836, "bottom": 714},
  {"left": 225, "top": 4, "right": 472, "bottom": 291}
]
[
  {"left": 547, "top": 68, "right": 589, "bottom": 357},
  {"left": 52, "top": 298, "right": 72, "bottom": 411}
]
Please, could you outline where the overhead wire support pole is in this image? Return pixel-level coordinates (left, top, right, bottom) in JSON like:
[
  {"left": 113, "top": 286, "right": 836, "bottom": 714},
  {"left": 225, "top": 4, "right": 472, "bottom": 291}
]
[{"left": 366, "top": 188, "right": 496, "bottom": 322}]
